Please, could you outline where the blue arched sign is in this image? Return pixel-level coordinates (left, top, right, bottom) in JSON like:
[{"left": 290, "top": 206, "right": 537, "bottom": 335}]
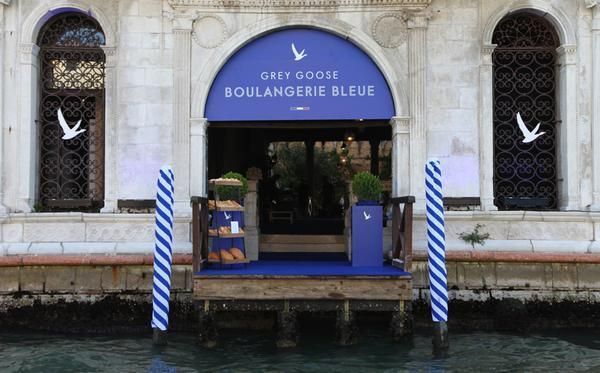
[{"left": 205, "top": 28, "right": 394, "bottom": 122}]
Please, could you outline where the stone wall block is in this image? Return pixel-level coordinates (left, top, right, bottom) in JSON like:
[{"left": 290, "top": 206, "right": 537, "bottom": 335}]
[
  {"left": 24, "top": 223, "right": 85, "bottom": 242},
  {"left": 45, "top": 266, "right": 76, "bottom": 292},
  {"left": 411, "top": 261, "right": 429, "bottom": 287},
  {"left": 86, "top": 223, "right": 154, "bottom": 242},
  {"left": 101, "top": 266, "right": 127, "bottom": 291},
  {"left": 74, "top": 267, "right": 104, "bottom": 293},
  {"left": 507, "top": 222, "right": 593, "bottom": 241},
  {"left": 459, "top": 262, "right": 496, "bottom": 289},
  {"left": 2, "top": 223, "right": 23, "bottom": 242},
  {"left": 577, "top": 264, "right": 600, "bottom": 290},
  {"left": 170, "top": 265, "right": 187, "bottom": 291},
  {"left": 29, "top": 243, "right": 63, "bottom": 254},
  {"left": 19, "top": 266, "right": 45, "bottom": 292},
  {"left": 126, "top": 267, "right": 153, "bottom": 291},
  {"left": 495, "top": 263, "right": 548, "bottom": 289},
  {"left": 0, "top": 267, "right": 20, "bottom": 293},
  {"left": 551, "top": 263, "right": 577, "bottom": 290}
]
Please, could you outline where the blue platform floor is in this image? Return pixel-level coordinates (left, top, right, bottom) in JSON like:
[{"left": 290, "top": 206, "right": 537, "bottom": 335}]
[{"left": 198, "top": 260, "right": 410, "bottom": 277}]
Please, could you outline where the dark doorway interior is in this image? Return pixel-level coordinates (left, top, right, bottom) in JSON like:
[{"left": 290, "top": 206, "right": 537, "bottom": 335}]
[{"left": 207, "top": 122, "right": 391, "bottom": 235}]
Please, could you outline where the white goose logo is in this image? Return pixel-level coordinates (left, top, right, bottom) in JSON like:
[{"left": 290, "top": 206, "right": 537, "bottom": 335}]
[
  {"left": 291, "top": 43, "right": 307, "bottom": 61},
  {"left": 363, "top": 211, "right": 372, "bottom": 221},
  {"left": 224, "top": 212, "right": 232, "bottom": 220},
  {"left": 516, "top": 112, "right": 545, "bottom": 143},
  {"left": 57, "top": 108, "right": 86, "bottom": 140}
]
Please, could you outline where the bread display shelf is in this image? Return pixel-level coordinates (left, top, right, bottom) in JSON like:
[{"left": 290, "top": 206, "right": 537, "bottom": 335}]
[
  {"left": 208, "top": 199, "right": 244, "bottom": 211},
  {"left": 209, "top": 228, "right": 245, "bottom": 238},
  {"left": 209, "top": 178, "right": 243, "bottom": 187}
]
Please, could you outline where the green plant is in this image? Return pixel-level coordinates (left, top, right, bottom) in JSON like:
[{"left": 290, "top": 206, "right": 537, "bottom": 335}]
[
  {"left": 351, "top": 171, "right": 382, "bottom": 202},
  {"left": 216, "top": 171, "right": 248, "bottom": 200},
  {"left": 459, "top": 224, "right": 491, "bottom": 248}
]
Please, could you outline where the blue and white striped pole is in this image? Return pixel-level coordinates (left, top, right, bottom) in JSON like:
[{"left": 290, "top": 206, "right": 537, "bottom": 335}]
[
  {"left": 152, "top": 166, "right": 175, "bottom": 345},
  {"left": 425, "top": 160, "right": 449, "bottom": 354}
]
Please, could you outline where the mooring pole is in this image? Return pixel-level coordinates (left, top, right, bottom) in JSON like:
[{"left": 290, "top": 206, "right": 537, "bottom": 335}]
[
  {"left": 425, "top": 160, "right": 449, "bottom": 356},
  {"left": 151, "top": 166, "right": 175, "bottom": 346}
]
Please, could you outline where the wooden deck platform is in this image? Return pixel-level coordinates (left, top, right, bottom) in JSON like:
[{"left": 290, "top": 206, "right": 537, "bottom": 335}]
[{"left": 193, "top": 261, "right": 412, "bottom": 302}]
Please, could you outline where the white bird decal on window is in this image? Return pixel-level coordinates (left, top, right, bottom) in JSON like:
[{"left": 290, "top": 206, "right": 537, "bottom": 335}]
[
  {"left": 224, "top": 211, "right": 231, "bottom": 220},
  {"left": 363, "top": 211, "right": 372, "bottom": 221},
  {"left": 57, "top": 108, "right": 86, "bottom": 140},
  {"left": 291, "top": 43, "right": 307, "bottom": 61},
  {"left": 516, "top": 112, "right": 545, "bottom": 143}
]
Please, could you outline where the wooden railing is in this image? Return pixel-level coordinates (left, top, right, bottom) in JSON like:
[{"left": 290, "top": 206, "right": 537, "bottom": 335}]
[
  {"left": 191, "top": 196, "right": 209, "bottom": 273},
  {"left": 391, "top": 196, "right": 415, "bottom": 273}
]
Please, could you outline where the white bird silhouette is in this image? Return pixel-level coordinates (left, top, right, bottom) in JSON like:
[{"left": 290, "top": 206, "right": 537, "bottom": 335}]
[
  {"left": 516, "top": 112, "right": 545, "bottom": 143},
  {"left": 57, "top": 108, "right": 85, "bottom": 140},
  {"left": 291, "top": 43, "right": 307, "bottom": 61},
  {"left": 224, "top": 211, "right": 231, "bottom": 220},
  {"left": 363, "top": 211, "right": 372, "bottom": 221}
]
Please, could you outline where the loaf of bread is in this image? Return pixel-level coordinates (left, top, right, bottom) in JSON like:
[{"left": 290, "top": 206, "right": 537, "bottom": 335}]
[
  {"left": 220, "top": 249, "right": 235, "bottom": 261},
  {"left": 208, "top": 252, "right": 219, "bottom": 261},
  {"left": 229, "top": 247, "right": 245, "bottom": 260}
]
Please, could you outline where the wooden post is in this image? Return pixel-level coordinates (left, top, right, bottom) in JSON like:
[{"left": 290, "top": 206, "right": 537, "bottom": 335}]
[
  {"left": 153, "top": 328, "right": 168, "bottom": 346},
  {"left": 276, "top": 301, "right": 298, "bottom": 348},
  {"left": 192, "top": 197, "right": 201, "bottom": 273},
  {"left": 391, "top": 300, "right": 413, "bottom": 342},
  {"left": 433, "top": 321, "right": 449, "bottom": 357},
  {"left": 336, "top": 300, "right": 358, "bottom": 346},
  {"left": 198, "top": 300, "right": 217, "bottom": 348}
]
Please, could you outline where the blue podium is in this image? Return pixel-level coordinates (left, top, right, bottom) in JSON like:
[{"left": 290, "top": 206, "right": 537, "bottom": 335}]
[{"left": 351, "top": 205, "right": 383, "bottom": 267}]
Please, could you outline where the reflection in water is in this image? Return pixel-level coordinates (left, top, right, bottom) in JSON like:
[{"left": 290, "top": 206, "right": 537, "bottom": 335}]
[{"left": 2, "top": 328, "right": 600, "bottom": 372}]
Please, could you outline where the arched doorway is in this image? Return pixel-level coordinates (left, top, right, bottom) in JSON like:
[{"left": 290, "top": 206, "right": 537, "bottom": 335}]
[
  {"left": 37, "top": 12, "right": 106, "bottom": 211},
  {"left": 204, "top": 27, "right": 395, "bottom": 254}
]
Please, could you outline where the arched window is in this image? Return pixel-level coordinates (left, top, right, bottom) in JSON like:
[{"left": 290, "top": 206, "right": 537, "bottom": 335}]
[
  {"left": 37, "top": 12, "right": 106, "bottom": 211},
  {"left": 492, "top": 12, "right": 559, "bottom": 210}
]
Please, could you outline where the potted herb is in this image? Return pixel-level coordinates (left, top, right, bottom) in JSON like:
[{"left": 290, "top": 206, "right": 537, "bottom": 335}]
[
  {"left": 350, "top": 172, "right": 383, "bottom": 267},
  {"left": 352, "top": 171, "right": 382, "bottom": 205},
  {"left": 215, "top": 171, "right": 248, "bottom": 201}
]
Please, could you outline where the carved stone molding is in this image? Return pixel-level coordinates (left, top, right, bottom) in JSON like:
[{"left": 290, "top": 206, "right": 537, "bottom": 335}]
[
  {"left": 372, "top": 13, "right": 407, "bottom": 48},
  {"left": 192, "top": 15, "right": 228, "bottom": 49},
  {"left": 0, "top": 0, "right": 11, "bottom": 5},
  {"left": 586, "top": 0, "right": 598, "bottom": 8},
  {"left": 168, "top": 0, "right": 432, "bottom": 8}
]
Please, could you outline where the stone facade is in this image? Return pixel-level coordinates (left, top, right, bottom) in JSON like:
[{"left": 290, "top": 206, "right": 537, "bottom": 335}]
[{"left": 1, "top": 0, "right": 600, "bottom": 255}]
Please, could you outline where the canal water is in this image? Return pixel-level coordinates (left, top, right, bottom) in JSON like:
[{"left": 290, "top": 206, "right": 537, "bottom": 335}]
[{"left": 2, "top": 326, "right": 600, "bottom": 372}]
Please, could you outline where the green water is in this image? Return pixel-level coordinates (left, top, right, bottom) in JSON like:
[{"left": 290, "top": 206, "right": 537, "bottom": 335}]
[{"left": 2, "top": 328, "right": 600, "bottom": 372}]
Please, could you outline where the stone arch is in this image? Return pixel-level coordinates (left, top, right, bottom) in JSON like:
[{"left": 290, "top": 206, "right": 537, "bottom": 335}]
[
  {"left": 482, "top": 0, "right": 576, "bottom": 46},
  {"left": 191, "top": 15, "right": 409, "bottom": 119},
  {"left": 20, "top": 0, "right": 116, "bottom": 47},
  {"left": 478, "top": 0, "right": 580, "bottom": 211}
]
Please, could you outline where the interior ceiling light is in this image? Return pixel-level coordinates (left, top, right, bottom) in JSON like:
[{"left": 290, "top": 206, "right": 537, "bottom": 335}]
[{"left": 344, "top": 130, "right": 355, "bottom": 142}]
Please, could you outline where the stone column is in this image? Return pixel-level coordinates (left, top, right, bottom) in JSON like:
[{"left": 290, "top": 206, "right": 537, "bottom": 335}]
[
  {"left": 16, "top": 42, "right": 40, "bottom": 212},
  {"left": 591, "top": 7, "right": 600, "bottom": 210},
  {"left": 556, "top": 45, "right": 580, "bottom": 210},
  {"left": 407, "top": 12, "right": 430, "bottom": 210},
  {"left": 0, "top": 4, "right": 7, "bottom": 215},
  {"left": 100, "top": 47, "right": 118, "bottom": 212},
  {"left": 190, "top": 118, "right": 208, "bottom": 197},
  {"left": 390, "top": 117, "right": 410, "bottom": 197},
  {"left": 172, "top": 15, "right": 195, "bottom": 213},
  {"left": 478, "top": 44, "right": 498, "bottom": 211}
]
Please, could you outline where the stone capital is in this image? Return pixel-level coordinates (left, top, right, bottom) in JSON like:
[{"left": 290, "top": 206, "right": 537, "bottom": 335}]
[
  {"left": 481, "top": 43, "right": 497, "bottom": 65},
  {"left": 586, "top": 0, "right": 599, "bottom": 8},
  {"left": 173, "top": 13, "right": 198, "bottom": 31},
  {"left": 0, "top": 0, "right": 11, "bottom": 5},
  {"left": 190, "top": 118, "right": 208, "bottom": 136},
  {"left": 556, "top": 44, "right": 577, "bottom": 65},
  {"left": 19, "top": 43, "right": 40, "bottom": 65},
  {"left": 390, "top": 116, "right": 410, "bottom": 135},
  {"left": 406, "top": 9, "right": 432, "bottom": 29}
]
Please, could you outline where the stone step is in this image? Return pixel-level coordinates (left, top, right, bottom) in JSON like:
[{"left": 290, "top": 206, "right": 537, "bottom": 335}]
[{"left": 260, "top": 234, "right": 345, "bottom": 244}]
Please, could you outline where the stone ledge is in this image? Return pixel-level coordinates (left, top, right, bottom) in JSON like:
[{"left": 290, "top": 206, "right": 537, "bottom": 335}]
[
  {"left": 0, "top": 254, "right": 192, "bottom": 267},
  {"left": 412, "top": 250, "right": 600, "bottom": 263}
]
